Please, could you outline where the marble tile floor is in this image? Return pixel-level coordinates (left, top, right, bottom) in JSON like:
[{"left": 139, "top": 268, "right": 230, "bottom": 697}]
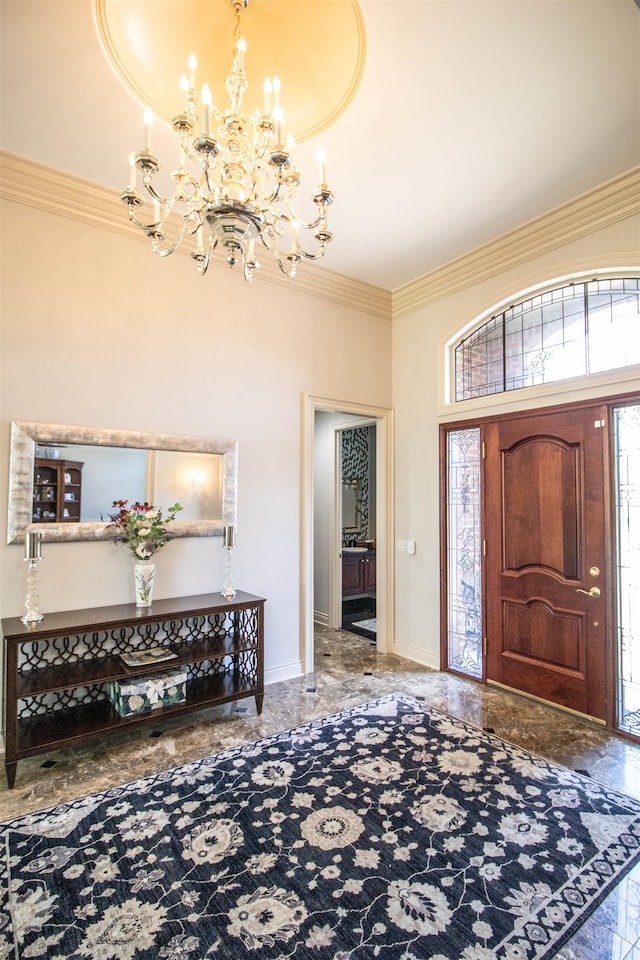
[{"left": 1, "top": 624, "right": 640, "bottom": 958}]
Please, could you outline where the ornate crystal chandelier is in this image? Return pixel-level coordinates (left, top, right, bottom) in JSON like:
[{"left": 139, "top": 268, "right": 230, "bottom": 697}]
[{"left": 120, "top": 0, "right": 334, "bottom": 282}]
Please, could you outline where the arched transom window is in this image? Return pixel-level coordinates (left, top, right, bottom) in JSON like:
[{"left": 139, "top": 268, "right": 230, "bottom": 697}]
[{"left": 455, "top": 277, "right": 640, "bottom": 402}]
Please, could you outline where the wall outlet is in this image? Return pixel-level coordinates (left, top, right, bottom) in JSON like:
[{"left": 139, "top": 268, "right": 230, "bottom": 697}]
[
  {"left": 397, "top": 539, "right": 406, "bottom": 552},
  {"left": 406, "top": 539, "right": 416, "bottom": 555}
]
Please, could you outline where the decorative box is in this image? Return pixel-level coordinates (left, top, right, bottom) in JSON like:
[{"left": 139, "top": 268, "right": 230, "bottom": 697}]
[{"left": 108, "top": 668, "right": 187, "bottom": 718}]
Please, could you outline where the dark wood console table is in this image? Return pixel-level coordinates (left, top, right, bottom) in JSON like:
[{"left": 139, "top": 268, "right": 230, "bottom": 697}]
[{"left": 2, "top": 591, "right": 265, "bottom": 789}]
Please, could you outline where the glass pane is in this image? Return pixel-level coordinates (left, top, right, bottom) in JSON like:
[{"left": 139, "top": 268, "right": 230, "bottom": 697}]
[
  {"left": 509, "top": 286, "right": 586, "bottom": 387},
  {"left": 455, "top": 317, "right": 503, "bottom": 401},
  {"left": 454, "top": 278, "right": 639, "bottom": 402},
  {"left": 588, "top": 282, "right": 640, "bottom": 374},
  {"left": 446, "top": 428, "right": 482, "bottom": 678},
  {"left": 614, "top": 404, "right": 640, "bottom": 735}
]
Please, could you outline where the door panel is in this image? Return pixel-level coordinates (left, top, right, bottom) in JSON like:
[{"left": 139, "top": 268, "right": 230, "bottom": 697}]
[
  {"left": 485, "top": 407, "right": 608, "bottom": 720},
  {"left": 502, "top": 437, "right": 579, "bottom": 578}
]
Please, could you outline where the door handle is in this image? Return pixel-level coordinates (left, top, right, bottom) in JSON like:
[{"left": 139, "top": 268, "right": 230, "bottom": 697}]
[{"left": 576, "top": 586, "right": 601, "bottom": 597}]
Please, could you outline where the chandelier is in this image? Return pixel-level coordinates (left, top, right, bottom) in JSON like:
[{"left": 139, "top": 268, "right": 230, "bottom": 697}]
[{"left": 120, "top": 0, "right": 334, "bottom": 282}]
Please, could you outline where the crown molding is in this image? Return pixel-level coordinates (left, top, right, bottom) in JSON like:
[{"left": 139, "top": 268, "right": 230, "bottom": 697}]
[
  {"left": 3, "top": 151, "right": 636, "bottom": 323},
  {"left": 0, "top": 151, "right": 391, "bottom": 321},
  {"left": 392, "top": 167, "right": 640, "bottom": 319}
]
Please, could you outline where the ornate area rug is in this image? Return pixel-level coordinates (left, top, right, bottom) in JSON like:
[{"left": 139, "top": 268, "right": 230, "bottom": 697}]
[{"left": 2, "top": 693, "right": 640, "bottom": 960}]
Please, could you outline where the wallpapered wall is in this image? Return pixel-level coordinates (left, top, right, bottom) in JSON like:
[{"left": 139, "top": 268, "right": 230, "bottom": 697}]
[{"left": 341, "top": 426, "right": 371, "bottom": 541}]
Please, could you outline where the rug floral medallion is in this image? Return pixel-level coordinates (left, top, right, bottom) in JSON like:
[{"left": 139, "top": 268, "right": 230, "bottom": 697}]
[{"left": 2, "top": 693, "right": 639, "bottom": 960}]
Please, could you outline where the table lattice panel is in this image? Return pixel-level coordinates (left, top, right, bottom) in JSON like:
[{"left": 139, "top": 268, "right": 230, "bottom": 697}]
[
  {"left": 17, "top": 613, "right": 237, "bottom": 673},
  {"left": 18, "top": 684, "right": 110, "bottom": 719}
]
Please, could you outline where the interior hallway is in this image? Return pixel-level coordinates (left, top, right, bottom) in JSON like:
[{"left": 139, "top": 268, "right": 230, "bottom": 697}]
[{"left": 1, "top": 625, "right": 639, "bottom": 959}]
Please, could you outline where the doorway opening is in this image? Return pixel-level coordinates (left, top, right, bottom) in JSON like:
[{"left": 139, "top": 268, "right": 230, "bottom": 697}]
[
  {"left": 338, "top": 422, "right": 377, "bottom": 641},
  {"left": 301, "top": 395, "right": 394, "bottom": 675}
]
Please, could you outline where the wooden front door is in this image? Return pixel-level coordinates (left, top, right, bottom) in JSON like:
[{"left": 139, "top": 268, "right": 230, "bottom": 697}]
[{"left": 484, "top": 405, "right": 608, "bottom": 720}]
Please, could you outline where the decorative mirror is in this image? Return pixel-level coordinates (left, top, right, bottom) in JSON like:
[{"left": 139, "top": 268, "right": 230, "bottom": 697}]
[
  {"left": 342, "top": 477, "right": 362, "bottom": 533},
  {"left": 7, "top": 421, "right": 238, "bottom": 544}
]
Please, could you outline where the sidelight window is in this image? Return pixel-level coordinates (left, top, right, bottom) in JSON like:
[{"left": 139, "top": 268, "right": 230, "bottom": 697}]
[
  {"left": 455, "top": 278, "right": 640, "bottom": 402},
  {"left": 446, "top": 428, "right": 482, "bottom": 678},
  {"left": 614, "top": 403, "right": 640, "bottom": 736}
]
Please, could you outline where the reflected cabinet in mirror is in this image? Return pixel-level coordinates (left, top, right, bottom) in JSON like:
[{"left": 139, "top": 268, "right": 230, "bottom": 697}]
[{"left": 7, "top": 421, "right": 238, "bottom": 544}]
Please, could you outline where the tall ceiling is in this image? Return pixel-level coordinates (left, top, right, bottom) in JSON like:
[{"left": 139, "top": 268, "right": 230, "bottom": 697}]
[{"left": 2, "top": 0, "right": 639, "bottom": 292}]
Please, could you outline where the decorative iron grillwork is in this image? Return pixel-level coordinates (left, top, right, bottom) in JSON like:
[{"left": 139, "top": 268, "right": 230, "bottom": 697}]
[
  {"left": 19, "top": 684, "right": 109, "bottom": 718},
  {"left": 455, "top": 278, "right": 640, "bottom": 402},
  {"left": 17, "top": 612, "right": 249, "bottom": 673},
  {"left": 16, "top": 608, "right": 261, "bottom": 717}
]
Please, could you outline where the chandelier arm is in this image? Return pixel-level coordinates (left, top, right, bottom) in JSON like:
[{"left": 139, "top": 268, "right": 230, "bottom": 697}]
[
  {"left": 189, "top": 230, "right": 218, "bottom": 275},
  {"left": 172, "top": 173, "right": 203, "bottom": 198},
  {"left": 152, "top": 214, "right": 199, "bottom": 257},
  {"left": 143, "top": 182, "right": 181, "bottom": 206},
  {"left": 198, "top": 246, "right": 212, "bottom": 276},
  {"left": 287, "top": 213, "right": 324, "bottom": 232},
  {"left": 293, "top": 247, "right": 327, "bottom": 262},
  {"left": 262, "top": 183, "right": 285, "bottom": 205},
  {"left": 274, "top": 255, "right": 300, "bottom": 278},
  {"left": 126, "top": 207, "right": 163, "bottom": 236},
  {"left": 203, "top": 162, "right": 217, "bottom": 197},
  {"left": 175, "top": 186, "right": 203, "bottom": 205}
]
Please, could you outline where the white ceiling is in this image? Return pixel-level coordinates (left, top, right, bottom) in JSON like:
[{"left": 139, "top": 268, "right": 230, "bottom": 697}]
[{"left": 2, "top": 0, "right": 639, "bottom": 292}]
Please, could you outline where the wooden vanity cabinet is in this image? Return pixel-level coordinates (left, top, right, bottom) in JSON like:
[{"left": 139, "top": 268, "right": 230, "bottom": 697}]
[
  {"left": 363, "top": 552, "right": 377, "bottom": 592},
  {"left": 33, "top": 457, "right": 83, "bottom": 523},
  {"left": 342, "top": 550, "right": 376, "bottom": 597}
]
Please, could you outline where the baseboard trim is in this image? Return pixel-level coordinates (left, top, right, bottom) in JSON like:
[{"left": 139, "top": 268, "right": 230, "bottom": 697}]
[
  {"left": 265, "top": 661, "right": 304, "bottom": 685},
  {"left": 314, "top": 611, "right": 329, "bottom": 627},
  {"left": 392, "top": 641, "right": 440, "bottom": 671}
]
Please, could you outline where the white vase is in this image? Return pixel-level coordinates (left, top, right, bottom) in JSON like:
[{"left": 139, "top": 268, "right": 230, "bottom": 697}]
[{"left": 134, "top": 561, "right": 155, "bottom": 607}]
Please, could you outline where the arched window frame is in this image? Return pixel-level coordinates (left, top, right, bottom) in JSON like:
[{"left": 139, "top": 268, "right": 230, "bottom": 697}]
[{"left": 444, "top": 271, "right": 640, "bottom": 409}]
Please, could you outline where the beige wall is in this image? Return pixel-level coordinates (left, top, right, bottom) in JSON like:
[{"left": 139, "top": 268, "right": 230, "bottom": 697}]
[
  {"left": 0, "top": 196, "right": 392, "bottom": 691},
  {"left": 392, "top": 213, "right": 640, "bottom": 669},
  {"left": 1, "top": 160, "right": 638, "bottom": 732}
]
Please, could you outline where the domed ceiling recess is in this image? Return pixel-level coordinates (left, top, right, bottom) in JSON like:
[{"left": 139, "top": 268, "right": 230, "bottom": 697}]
[{"left": 95, "top": 0, "right": 366, "bottom": 142}]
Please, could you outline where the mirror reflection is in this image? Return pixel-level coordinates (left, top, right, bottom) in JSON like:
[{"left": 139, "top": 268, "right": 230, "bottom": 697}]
[
  {"left": 32, "top": 444, "right": 223, "bottom": 524},
  {"left": 8, "top": 421, "right": 238, "bottom": 544},
  {"left": 342, "top": 478, "right": 362, "bottom": 532}
]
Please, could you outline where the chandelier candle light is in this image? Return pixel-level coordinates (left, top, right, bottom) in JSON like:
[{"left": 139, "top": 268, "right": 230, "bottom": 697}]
[
  {"left": 22, "top": 531, "right": 44, "bottom": 625},
  {"left": 121, "top": 0, "right": 334, "bottom": 282}
]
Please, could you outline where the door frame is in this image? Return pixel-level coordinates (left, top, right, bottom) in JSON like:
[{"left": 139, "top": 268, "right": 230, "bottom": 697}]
[
  {"left": 440, "top": 388, "right": 640, "bottom": 731},
  {"left": 301, "top": 394, "right": 394, "bottom": 675}
]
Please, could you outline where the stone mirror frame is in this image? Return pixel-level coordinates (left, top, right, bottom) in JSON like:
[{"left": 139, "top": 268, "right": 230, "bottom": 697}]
[{"left": 7, "top": 421, "right": 238, "bottom": 544}]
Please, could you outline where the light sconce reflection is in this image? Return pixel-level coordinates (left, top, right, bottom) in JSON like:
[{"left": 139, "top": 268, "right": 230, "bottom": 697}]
[{"left": 187, "top": 471, "right": 206, "bottom": 497}]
